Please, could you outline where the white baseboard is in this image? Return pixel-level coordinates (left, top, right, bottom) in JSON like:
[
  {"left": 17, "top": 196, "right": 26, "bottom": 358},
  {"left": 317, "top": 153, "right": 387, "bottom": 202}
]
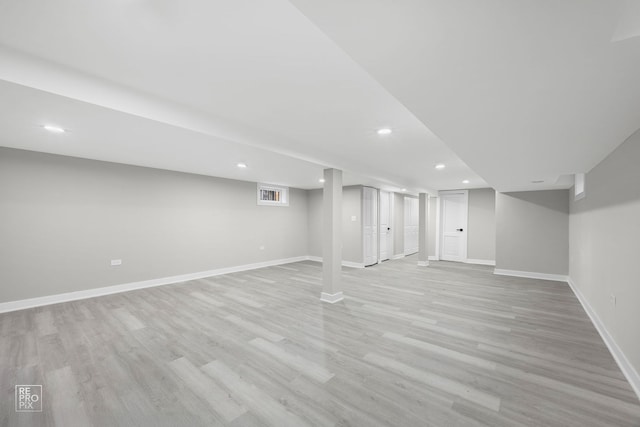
[
  {"left": 466, "top": 258, "right": 496, "bottom": 266},
  {"left": 0, "top": 256, "right": 308, "bottom": 314},
  {"left": 417, "top": 261, "right": 429, "bottom": 267},
  {"left": 305, "top": 256, "right": 364, "bottom": 268},
  {"left": 493, "top": 268, "right": 568, "bottom": 282},
  {"left": 567, "top": 278, "right": 640, "bottom": 401},
  {"left": 428, "top": 256, "right": 439, "bottom": 261},
  {"left": 342, "top": 261, "right": 365, "bottom": 269},
  {"left": 320, "top": 292, "right": 344, "bottom": 304},
  {"left": 391, "top": 254, "right": 405, "bottom": 260}
]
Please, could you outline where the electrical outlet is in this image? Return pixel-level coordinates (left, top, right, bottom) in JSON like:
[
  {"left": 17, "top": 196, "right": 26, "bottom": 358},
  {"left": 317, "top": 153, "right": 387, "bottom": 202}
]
[
  {"left": 111, "top": 259, "right": 122, "bottom": 266},
  {"left": 259, "top": 245, "right": 265, "bottom": 250},
  {"left": 351, "top": 215, "right": 357, "bottom": 221}
]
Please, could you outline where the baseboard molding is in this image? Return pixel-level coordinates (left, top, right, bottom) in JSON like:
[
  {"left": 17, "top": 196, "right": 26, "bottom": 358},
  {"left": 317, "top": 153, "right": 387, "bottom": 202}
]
[
  {"left": 428, "top": 256, "right": 439, "bottom": 261},
  {"left": 567, "top": 278, "right": 640, "bottom": 401},
  {"left": 0, "top": 256, "right": 308, "bottom": 314},
  {"left": 305, "top": 256, "right": 365, "bottom": 269},
  {"left": 417, "top": 261, "right": 429, "bottom": 267},
  {"left": 320, "top": 292, "right": 344, "bottom": 304},
  {"left": 391, "top": 254, "right": 405, "bottom": 260},
  {"left": 493, "top": 268, "right": 568, "bottom": 282},
  {"left": 466, "top": 258, "right": 496, "bottom": 266}
]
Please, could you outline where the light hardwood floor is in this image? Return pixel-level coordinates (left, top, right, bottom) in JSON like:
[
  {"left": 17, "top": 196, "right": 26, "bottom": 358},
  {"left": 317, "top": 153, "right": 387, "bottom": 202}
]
[{"left": 2, "top": 257, "right": 640, "bottom": 426}]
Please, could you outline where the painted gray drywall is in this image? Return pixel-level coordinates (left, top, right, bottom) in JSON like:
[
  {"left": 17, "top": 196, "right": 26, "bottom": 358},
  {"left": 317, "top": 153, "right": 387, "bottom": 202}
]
[
  {"left": 569, "top": 128, "right": 640, "bottom": 377},
  {"left": 393, "top": 193, "right": 405, "bottom": 257},
  {"left": 467, "top": 188, "right": 496, "bottom": 261},
  {"left": 428, "top": 196, "right": 437, "bottom": 257},
  {"left": 307, "top": 185, "right": 363, "bottom": 264},
  {"left": 307, "top": 188, "right": 322, "bottom": 257},
  {"left": 0, "top": 147, "right": 308, "bottom": 303},
  {"left": 495, "top": 190, "right": 569, "bottom": 275},
  {"left": 342, "top": 186, "right": 363, "bottom": 264}
]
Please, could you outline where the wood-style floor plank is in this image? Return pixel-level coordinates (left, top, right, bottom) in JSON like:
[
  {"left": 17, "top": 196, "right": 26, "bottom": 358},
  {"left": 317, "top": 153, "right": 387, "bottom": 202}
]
[{"left": 1, "top": 257, "right": 639, "bottom": 426}]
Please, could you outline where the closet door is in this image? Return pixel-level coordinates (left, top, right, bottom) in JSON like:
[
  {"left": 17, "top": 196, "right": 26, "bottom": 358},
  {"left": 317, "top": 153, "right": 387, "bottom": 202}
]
[
  {"left": 379, "top": 191, "right": 391, "bottom": 262},
  {"left": 362, "top": 187, "right": 378, "bottom": 266},
  {"left": 404, "top": 197, "right": 419, "bottom": 255}
]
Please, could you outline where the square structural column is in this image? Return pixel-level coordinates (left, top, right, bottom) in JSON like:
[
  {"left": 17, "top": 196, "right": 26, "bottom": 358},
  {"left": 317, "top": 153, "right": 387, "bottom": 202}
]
[
  {"left": 418, "top": 193, "right": 430, "bottom": 267},
  {"left": 321, "top": 168, "right": 344, "bottom": 303}
]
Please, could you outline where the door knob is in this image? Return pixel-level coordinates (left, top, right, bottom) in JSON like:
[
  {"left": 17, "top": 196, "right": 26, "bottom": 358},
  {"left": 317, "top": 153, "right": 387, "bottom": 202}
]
[
  {"left": 387, "top": 227, "right": 391, "bottom": 231},
  {"left": 456, "top": 228, "right": 464, "bottom": 232}
]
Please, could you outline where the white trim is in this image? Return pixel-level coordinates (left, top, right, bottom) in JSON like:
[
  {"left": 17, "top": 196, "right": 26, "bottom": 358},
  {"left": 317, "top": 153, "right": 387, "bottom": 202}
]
[
  {"left": 0, "top": 256, "right": 308, "bottom": 314},
  {"left": 306, "top": 256, "right": 365, "bottom": 269},
  {"left": 320, "top": 292, "right": 344, "bottom": 303},
  {"left": 493, "top": 268, "right": 568, "bottom": 282},
  {"left": 438, "top": 190, "right": 468, "bottom": 262},
  {"left": 417, "top": 261, "right": 429, "bottom": 267},
  {"left": 567, "top": 277, "right": 640, "bottom": 401},
  {"left": 391, "top": 254, "right": 405, "bottom": 260},
  {"left": 466, "top": 258, "right": 496, "bottom": 266},
  {"left": 342, "top": 260, "right": 366, "bottom": 269},
  {"left": 428, "top": 256, "right": 439, "bottom": 261}
]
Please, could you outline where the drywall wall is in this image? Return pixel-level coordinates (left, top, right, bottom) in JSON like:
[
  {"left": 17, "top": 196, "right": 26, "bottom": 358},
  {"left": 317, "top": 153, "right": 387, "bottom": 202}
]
[
  {"left": 495, "top": 190, "right": 569, "bottom": 275},
  {"left": 467, "top": 188, "right": 496, "bottom": 261},
  {"left": 307, "top": 185, "right": 363, "bottom": 264},
  {"left": 393, "top": 192, "right": 405, "bottom": 257},
  {"left": 428, "top": 196, "right": 437, "bottom": 257},
  {"left": 569, "top": 128, "right": 640, "bottom": 387},
  {"left": 307, "top": 188, "right": 322, "bottom": 257},
  {"left": 0, "top": 147, "right": 308, "bottom": 303},
  {"left": 342, "top": 186, "right": 363, "bottom": 264}
]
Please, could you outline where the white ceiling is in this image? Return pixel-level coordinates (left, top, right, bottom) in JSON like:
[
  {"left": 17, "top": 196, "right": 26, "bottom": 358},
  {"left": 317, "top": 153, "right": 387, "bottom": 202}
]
[
  {"left": 288, "top": 0, "right": 640, "bottom": 192},
  {"left": 1, "top": 0, "right": 637, "bottom": 193}
]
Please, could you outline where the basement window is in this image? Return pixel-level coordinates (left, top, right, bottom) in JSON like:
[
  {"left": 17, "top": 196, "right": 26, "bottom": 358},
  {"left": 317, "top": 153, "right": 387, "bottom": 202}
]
[{"left": 257, "top": 183, "right": 289, "bottom": 206}]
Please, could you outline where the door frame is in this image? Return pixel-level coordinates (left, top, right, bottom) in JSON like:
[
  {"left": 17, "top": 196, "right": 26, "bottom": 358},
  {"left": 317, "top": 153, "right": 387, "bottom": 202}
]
[{"left": 438, "top": 190, "right": 469, "bottom": 262}]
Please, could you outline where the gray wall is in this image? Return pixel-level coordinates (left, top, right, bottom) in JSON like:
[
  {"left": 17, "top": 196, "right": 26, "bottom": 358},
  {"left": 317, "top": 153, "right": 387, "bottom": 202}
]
[
  {"left": 341, "top": 186, "right": 363, "bottom": 264},
  {"left": 428, "top": 196, "right": 437, "bottom": 257},
  {"left": 569, "top": 128, "right": 640, "bottom": 375},
  {"left": 393, "top": 192, "right": 405, "bottom": 257},
  {"left": 307, "top": 185, "right": 363, "bottom": 264},
  {"left": 468, "top": 188, "right": 496, "bottom": 261},
  {"left": 495, "top": 190, "right": 569, "bottom": 275},
  {"left": 307, "top": 188, "right": 322, "bottom": 257},
  {"left": 0, "top": 148, "right": 309, "bottom": 303}
]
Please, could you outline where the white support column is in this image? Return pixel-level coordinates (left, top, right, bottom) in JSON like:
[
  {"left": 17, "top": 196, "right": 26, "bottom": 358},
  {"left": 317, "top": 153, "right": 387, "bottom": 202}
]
[
  {"left": 321, "top": 168, "right": 344, "bottom": 303},
  {"left": 418, "top": 193, "right": 430, "bottom": 267}
]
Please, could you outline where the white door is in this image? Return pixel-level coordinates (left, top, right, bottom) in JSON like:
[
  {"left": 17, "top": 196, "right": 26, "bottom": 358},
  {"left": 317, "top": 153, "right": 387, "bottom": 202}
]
[
  {"left": 439, "top": 191, "right": 468, "bottom": 262},
  {"left": 404, "top": 197, "right": 419, "bottom": 255},
  {"left": 363, "top": 187, "right": 378, "bottom": 266},
  {"left": 379, "top": 191, "right": 391, "bottom": 262}
]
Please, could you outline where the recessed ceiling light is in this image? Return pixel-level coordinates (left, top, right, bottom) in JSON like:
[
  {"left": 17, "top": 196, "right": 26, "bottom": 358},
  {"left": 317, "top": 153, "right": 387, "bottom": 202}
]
[
  {"left": 435, "top": 163, "right": 446, "bottom": 170},
  {"left": 319, "top": 178, "right": 325, "bottom": 183},
  {"left": 462, "top": 180, "right": 470, "bottom": 184},
  {"left": 43, "top": 125, "right": 65, "bottom": 134},
  {"left": 237, "top": 162, "right": 247, "bottom": 169},
  {"left": 377, "top": 128, "right": 392, "bottom": 135},
  {"left": 401, "top": 188, "right": 407, "bottom": 192},
  {"left": 531, "top": 180, "right": 544, "bottom": 183}
]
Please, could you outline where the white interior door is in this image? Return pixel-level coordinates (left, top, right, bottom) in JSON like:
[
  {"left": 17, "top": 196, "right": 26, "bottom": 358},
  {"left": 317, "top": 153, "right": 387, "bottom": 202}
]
[
  {"left": 404, "top": 197, "right": 419, "bottom": 255},
  {"left": 379, "top": 191, "right": 391, "bottom": 261},
  {"left": 363, "top": 187, "right": 378, "bottom": 266},
  {"left": 439, "top": 191, "right": 468, "bottom": 262}
]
